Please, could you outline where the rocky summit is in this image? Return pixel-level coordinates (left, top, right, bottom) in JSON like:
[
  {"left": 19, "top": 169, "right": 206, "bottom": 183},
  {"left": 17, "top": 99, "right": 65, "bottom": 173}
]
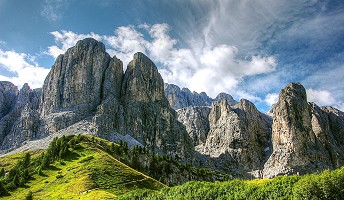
[
  {"left": 1, "top": 38, "right": 344, "bottom": 179},
  {"left": 263, "top": 83, "right": 344, "bottom": 177}
]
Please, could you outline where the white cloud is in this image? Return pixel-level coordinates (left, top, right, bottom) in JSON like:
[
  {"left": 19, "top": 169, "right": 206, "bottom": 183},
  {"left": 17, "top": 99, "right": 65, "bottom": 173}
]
[
  {"left": 48, "top": 30, "right": 102, "bottom": 58},
  {"left": 104, "top": 25, "right": 148, "bottom": 66},
  {"left": 305, "top": 88, "right": 344, "bottom": 112},
  {"left": 265, "top": 93, "right": 279, "bottom": 106},
  {"left": 47, "top": 24, "right": 277, "bottom": 98},
  {"left": 306, "top": 88, "right": 336, "bottom": 106},
  {"left": 0, "top": 49, "right": 50, "bottom": 88}
]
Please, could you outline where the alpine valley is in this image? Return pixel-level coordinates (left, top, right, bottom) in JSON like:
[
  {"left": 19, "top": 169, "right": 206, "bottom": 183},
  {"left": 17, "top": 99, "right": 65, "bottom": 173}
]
[{"left": 0, "top": 39, "right": 344, "bottom": 199}]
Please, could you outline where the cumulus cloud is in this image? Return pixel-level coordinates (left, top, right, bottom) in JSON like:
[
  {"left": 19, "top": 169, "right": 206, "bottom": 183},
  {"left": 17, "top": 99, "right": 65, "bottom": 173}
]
[
  {"left": 0, "top": 49, "right": 50, "bottom": 88},
  {"left": 265, "top": 93, "right": 279, "bottom": 106},
  {"left": 306, "top": 89, "right": 336, "bottom": 106},
  {"left": 48, "top": 31, "right": 102, "bottom": 58},
  {"left": 47, "top": 24, "right": 277, "bottom": 98}
]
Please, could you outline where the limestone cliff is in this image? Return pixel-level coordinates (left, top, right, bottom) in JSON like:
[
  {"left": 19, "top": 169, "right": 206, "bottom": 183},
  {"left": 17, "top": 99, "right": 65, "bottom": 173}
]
[
  {"left": 0, "top": 83, "right": 41, "bottom": 149},
  {"left": 263, "top": 83, "right": 344, "bottom": 177},
  {"left": 193, "top": 99, "right": 271, "bottom": 177},
  {"left": 119, "top": 53, "right": 192, "bottom": 157},
  {"left": 176, "top": 106, "right": 211, "bottom": 146}
]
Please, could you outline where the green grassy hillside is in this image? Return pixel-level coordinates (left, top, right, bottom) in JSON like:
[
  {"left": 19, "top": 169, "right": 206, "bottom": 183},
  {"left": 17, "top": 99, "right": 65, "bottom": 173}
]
[
  {"left": 0, "top": 135, "right": 165, "bottom": 199},
  {"left": 119, "top": 167, "right": 344, "bottom": 200}
]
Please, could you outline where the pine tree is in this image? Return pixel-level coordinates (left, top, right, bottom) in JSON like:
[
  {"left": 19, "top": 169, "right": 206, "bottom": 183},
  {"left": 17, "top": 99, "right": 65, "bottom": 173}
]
[
  {"left": 0, "top": 168, "right": 5, "bottom": 177},
  {"left": 23, "top": 152, "right": 31, "bottom": 168},
  {"left": 0, "top": 181, "right": 8, "bottom": 196}
]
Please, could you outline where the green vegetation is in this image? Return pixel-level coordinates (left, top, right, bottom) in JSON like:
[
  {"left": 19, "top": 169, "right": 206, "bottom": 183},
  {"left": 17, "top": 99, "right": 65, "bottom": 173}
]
[
  {"left": 0, "top": 135, "right": 165, "bottom": 199},
  {"left": 2, "top": 134, "right": 343, "bottom": 199},
  {"left": 119, "top": 167, "right": 344, "bottom": 199}
]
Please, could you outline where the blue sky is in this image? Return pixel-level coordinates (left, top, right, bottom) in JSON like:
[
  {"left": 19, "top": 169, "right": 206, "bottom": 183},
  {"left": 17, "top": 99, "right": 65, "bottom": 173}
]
[{"left": 0, "top": 0, "right": 343, "bottom": 112}]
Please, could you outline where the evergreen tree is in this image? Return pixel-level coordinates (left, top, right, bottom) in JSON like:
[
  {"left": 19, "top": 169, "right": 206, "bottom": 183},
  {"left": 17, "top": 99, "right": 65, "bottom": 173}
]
[
  {"left": 0, "top": 181, "right": 8, "bottom": 196},
  {"left": 110, "top": 143, "right": 115, "bottom": 152},
  {"left": 0, "top": 168, "right": 5, "bottom": 177},
  {"left": 23, "top": 152, "right": 31, "bottom": 168},
  {"left": 12, "top": 174, "right": 19, "bottom": 187}
]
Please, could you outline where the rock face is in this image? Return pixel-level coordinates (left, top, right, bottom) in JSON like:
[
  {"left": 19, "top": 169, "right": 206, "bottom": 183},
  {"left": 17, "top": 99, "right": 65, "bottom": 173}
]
[
  {"left": 0, "top": 82, "right": 19, "bottom": 145},
  {"left": 193, "top": 99, "right": 271, "bottom": 177},
  {"left": 118, "top": 53, "right": 192, "bottom": 156},
  {"left": 0, "top": 83, "right": 41, "bottom": 149},
  {"left": 41, "top": 38, "right": 113, "bottom": 133},
  {"left": 263, "top": 83, "right": 344, "bottom": 177},
  {"left": 177, "top": 106, "right": 211, "bottom": 146}
]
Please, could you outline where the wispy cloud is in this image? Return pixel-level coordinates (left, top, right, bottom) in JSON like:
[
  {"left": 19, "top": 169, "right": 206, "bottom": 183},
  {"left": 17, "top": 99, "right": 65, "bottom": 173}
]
[{"left": 41, "top": 0, "right": 68, "bottom": 22}]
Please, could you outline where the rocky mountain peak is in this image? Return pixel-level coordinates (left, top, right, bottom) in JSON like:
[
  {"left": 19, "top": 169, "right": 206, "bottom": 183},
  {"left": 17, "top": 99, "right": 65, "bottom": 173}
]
[
  {"left": 263, "top": 82, "right": 344, "bottom": 178},
  {"left": 280, "top": 82, "right": 307, "bottom": 102},
  {"left": 215, "top": 93, "right": 237, "bottom": 105},
  {"left": 121, "top": 52, "right": 165, "bottom": 103},
  {"left": 41, "top": 38, "right": 111, "bottom": 116}
]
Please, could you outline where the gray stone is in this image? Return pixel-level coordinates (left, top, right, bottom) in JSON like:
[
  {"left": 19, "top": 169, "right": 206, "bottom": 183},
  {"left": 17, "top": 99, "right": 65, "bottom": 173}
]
[
  {"left": 263, "top": 83, "right": 344, "bottom": 178},
  {"left": 194, "top": 99, "right": 271, "bottom": 177},
  {"left": 177, "top": 106, "right": 211, "bottom": 146}
]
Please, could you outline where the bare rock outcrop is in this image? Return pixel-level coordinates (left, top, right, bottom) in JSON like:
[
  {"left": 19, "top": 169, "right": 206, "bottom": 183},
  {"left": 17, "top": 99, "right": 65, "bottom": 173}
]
[
  {"left": 0, "top": 83, "right": 41, "bottom": 149},
  {"left": 177, "top": 106, "right": 211, "bottom": 146},
  {"left": 194, "top": 99, "right": 271, "bottom": 177},
  {"left": 41, "top": 38, "right": 114, "bottom": 133},
  {"left": 119, "top": 53, "right": 192, "bottom": 157},
  {"left": 263, "top": 83, "right": 344, "bottom": 178}
]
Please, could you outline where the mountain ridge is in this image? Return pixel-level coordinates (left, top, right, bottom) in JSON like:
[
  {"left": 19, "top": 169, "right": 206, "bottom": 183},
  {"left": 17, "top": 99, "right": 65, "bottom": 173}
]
[{"left": 1, "top": 38, "right": 344, "bottom": 180}]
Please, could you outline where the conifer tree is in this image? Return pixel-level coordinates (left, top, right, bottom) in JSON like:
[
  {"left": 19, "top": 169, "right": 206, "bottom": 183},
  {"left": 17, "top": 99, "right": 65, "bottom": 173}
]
[
  {"left": 0, "top": 168, "right": 5, "bottom": 177},
  {"left": 0, "top": 181, "right": 8, "bottom": 196}
]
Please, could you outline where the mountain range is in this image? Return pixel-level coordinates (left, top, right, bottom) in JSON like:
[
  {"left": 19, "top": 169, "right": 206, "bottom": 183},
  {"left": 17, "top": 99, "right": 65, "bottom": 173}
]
[{"left": 1, "top": 38, "right": 344, "bottom": 180}]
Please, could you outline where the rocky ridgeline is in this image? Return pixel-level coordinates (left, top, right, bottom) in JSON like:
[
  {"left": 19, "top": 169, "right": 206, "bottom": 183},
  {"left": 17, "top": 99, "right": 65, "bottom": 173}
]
[
  {"left": 164, "top": 83, "right": 237, "bottom": 110},
  {"left": 1, "top": 38, "right": 344, "bottom": 179}
]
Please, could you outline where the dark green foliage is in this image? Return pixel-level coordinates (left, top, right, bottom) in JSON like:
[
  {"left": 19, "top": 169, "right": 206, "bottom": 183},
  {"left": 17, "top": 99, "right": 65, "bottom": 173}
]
[
  {"left": 25, "top": 190, "right": 33, "bottom": 200},
  {"left": 0, "top": 168, "right": 5, "bottom": 177},
  {"left": 36, "top": 166, "right": 43, "bottom": 176},
  {"left": 0, "top": 181, "right": 8, "bottom": 196}
]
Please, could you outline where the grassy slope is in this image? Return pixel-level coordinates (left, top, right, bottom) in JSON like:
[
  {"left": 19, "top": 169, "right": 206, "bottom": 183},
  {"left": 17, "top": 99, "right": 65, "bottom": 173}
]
[{"left": 0, "top": 136, "right": 165, "bottom": 200}]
